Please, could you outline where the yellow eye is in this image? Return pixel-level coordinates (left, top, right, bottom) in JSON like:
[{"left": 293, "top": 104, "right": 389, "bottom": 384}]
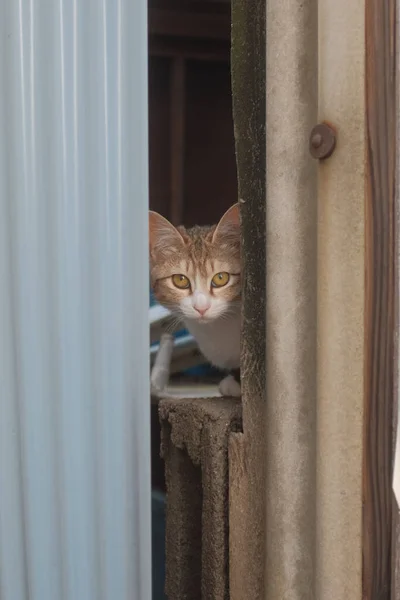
[
  {"left": 211, "top": 272, "right": 230, "bottom": 288},
  {"left": 172, "top": 274, "right": 190, "bottom": 289}
]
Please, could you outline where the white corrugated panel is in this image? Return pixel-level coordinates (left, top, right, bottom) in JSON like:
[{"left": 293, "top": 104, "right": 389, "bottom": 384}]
[{"left": 0, "top": 1, "right": 151, "bottom": 599}]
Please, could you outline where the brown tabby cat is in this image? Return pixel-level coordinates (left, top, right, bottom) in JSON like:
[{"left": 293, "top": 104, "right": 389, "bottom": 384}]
[{"left": 149, "top": 204, "right": 241, "bottom": 396}]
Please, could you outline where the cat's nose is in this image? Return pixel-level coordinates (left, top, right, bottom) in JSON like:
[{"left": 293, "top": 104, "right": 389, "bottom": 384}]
[{"left": 192, "top": 292, "right": 210, "bottom": 316}]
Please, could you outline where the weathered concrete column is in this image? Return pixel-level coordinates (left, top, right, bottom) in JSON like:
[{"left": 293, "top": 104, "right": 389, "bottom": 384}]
[
  {"left": 316, "top": 0, "right": 365, "bottom": 598},
  {"left": 264, "top": 0, "right": 318, "bottom": 598},
  {"left": 159, "top": 397, "right": 242, "bottom": 600}
]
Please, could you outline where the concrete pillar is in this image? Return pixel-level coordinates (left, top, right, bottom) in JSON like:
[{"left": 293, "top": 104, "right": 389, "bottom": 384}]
[
  {"left": 159, "top": 397, "right": 242, "bottom": 600},
  {"left": 264, "top": 0, "right": 318, "bottom": 597},
  {"left": 316, "top": 0, "right": 365, "bottom": 597}
]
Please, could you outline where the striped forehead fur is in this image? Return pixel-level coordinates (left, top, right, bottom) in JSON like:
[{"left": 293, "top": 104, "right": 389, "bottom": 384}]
[{"left": 150, "top": 222, "right": 240, "bottom": 282}]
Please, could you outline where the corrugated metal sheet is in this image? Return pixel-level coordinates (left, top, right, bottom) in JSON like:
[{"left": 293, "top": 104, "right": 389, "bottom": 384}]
[{"left": 0, "top": 1, "right": 151, "bottom": 599}]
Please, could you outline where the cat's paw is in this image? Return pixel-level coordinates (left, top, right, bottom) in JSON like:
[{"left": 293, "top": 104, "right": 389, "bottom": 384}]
[{"left": 219, "top": 375, "right": 241, "bottom": 397}]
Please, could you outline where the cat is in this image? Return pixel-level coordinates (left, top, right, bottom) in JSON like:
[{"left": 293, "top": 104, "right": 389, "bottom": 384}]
[{"left": 149, "top": 204, "right": 241, "bottom": 397}]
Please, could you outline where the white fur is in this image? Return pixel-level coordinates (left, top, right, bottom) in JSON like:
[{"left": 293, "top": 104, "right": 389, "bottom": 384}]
[
  {"left": 192, "top": 291, "right": 211, "bottom": 313},
  {"left": 219, "top": 375, "right": 241, "bottom": 397},
  {"left": 183, "top": 308, "right": 240, "bottom": 370}
]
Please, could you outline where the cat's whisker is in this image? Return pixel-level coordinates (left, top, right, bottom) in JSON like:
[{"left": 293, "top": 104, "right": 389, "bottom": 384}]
[
  {"left": 163, "top": 314, "right": 184, "bottom": 335},
  {"left": 216, "top": 308, "right": 240, "bottom": 321}
]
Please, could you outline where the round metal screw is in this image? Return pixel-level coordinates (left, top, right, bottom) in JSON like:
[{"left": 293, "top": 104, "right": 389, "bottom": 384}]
[
  {"left": 311, "top": 133, "right": 322, "bottom": 148},
  {"left": 309, "top": 123, "right": 336, "bottom": 160}
]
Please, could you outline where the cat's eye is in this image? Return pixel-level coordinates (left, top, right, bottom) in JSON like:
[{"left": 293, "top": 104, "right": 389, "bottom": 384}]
[
  {"left": 211, "top": 272, "right": 230, "bottom": 288},
  {"left": 172, "top": 274, "right": 190, "bottom": 289}
]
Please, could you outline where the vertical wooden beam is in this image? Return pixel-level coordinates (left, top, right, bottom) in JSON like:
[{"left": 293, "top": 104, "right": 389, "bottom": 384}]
[
  {"left": 364, "top": 0, "right": 396, "bottom": 597},
  {"left": 393, "top": 365, "right": 400, "bottom": 599},
  {"left": 392, "top": 1, "right": 400, "bottom": 595},
  {"left": 230, "top": 0, "right": 266, "bottom": 598},
  {"left": 170, "top": 57, "right": 186, "bottom": 226}
]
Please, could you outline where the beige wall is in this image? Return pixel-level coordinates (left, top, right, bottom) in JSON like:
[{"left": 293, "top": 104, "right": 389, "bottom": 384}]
[
  {"left": 316, "top": 0, "right": 364, "bottom": 597},
  {"left": 265, "top": 0, "right": 318, "bottom": 597},
  {"left": 266, "top": 0, "right": 364, "bottom": 597}
]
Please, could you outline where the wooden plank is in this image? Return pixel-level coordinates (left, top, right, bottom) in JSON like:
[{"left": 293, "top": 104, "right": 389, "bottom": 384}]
[
  {"left": 364, "top": 0, "right": 396, "bottom": 597},
  {"left": 228, "top": 433, "right": 248, "bottom": 600},
  {"left": 170, "top": 57, "right": 186, "bottom": 225},
  {"left": 230, "top": 0, "right": 266, "bottom": 597},
  {"left": 393, "top": 378, "right": 400, "bottom": 599},
  {"left": 392, "top": 0, "right": 400, "bottom": 596},
  {"left": 148, "top": 8, "right": 231, "bottom": 41}
]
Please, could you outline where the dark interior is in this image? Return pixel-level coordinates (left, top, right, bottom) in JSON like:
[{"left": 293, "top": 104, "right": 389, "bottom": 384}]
[
  {"left": 148, "top": 4, "right": 236, "bottom": 595},
  {"left": 148, "top": 0, "right": 237, "bottom": 228}
]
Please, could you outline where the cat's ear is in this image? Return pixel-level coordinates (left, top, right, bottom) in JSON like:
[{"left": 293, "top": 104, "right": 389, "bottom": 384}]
[
  {"left": 212, "top": 203, "right": 240, "bottom": 244},
  {"left": 149, "top": 211, "right": 185, "bottom": 256}
]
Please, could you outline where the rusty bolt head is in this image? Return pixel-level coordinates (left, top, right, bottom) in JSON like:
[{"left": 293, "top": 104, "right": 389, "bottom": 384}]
[
  {"left": 309, "top": 123, "right": 336, "bottom": 159},
  {"left": 311, "top": 132, "right": 322, "bottom": 148}
]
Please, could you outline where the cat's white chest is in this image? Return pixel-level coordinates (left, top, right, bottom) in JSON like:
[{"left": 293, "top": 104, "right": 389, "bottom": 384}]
[{"left": 184, "top": 314, "right": 240, "bottom": 370}]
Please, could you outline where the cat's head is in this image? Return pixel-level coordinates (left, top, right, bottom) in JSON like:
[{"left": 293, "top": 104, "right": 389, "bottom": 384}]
[{"left": 149, "top": 204, "right": 241, "bottom": 323}]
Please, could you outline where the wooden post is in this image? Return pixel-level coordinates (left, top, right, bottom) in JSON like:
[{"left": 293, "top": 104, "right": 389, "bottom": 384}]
[
  {"left": 364, "top": 0, "right": 396, "bottom": 598},
  {"left": 392, "top": 1, "right": 400, "bottom": 596},
  {"left": 230, "top": 0, "right": 266, "bottom": 598}
]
